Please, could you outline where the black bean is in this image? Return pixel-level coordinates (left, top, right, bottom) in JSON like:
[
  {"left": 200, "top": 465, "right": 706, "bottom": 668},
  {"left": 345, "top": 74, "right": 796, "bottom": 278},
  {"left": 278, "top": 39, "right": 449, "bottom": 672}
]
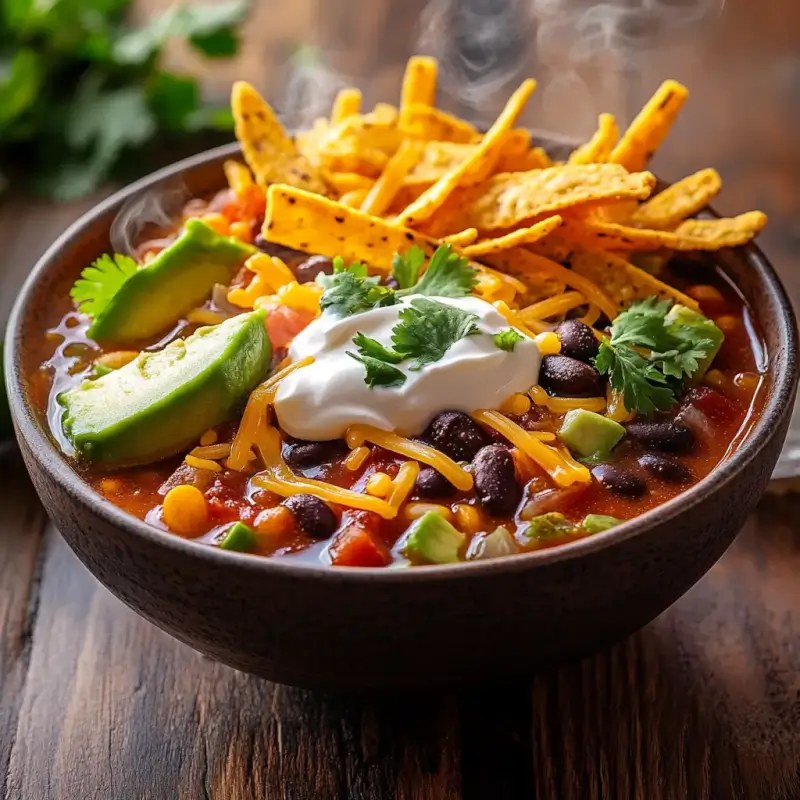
[
  {"left": 284, "top": 494, "right": 338, "bottom": 540},
  {"left": 638, "top": 453, "right": 692, "bottom": 483},
  {"left": 591, "top": 464, "right": 648, "bottom": 497},
  {"left": 625, "top": 420, "right": 695, "bottom": 453},
  {"left": 539, "top": 355, "right": 602, "bottom": 397},
  {"left": 414, "top": 467, "right": 456, "bottom": 499},
  {"left": 423, "top": 411, "right": 490, "bottom": 462},
  {"left": 285, "top": 439, "right": 349, "bottom": 469},
  {"left": 472, "top": 445, "right": 521, "bottom": 516},
  {"left": 254, "top": 236, "right": 303, "bottom": 260},
  {"left": 555, "top": 319, "right": 599, "bottom": 362},
  {"left": 294, "top": 255, "right": 333, "bottom": 284}
]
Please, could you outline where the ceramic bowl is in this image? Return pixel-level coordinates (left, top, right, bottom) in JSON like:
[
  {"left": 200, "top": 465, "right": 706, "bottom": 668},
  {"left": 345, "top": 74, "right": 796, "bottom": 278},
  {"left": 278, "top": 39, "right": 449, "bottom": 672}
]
[{"left": 5, "top": 143, "right": 798, "bottom": 691}]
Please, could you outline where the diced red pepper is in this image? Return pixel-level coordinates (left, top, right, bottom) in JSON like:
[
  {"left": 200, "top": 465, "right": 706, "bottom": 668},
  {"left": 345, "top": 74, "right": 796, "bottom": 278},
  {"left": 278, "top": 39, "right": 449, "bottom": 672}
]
[
  {"left": 329, "top": 525, "right": 391, "bottom": 567},
  {"left": 683, "top": 386, "right": 738, "bottom": 425}
]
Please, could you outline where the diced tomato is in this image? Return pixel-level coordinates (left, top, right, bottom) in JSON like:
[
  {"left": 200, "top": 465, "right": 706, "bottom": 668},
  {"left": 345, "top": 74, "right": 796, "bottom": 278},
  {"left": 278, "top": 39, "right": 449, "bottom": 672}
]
[
  {"left": 329, "top": 525, "right": 391, "bottom": 567},
  {"left": 266, "top": 306, "right": 315, "bottom": 349},
  {"left": 683, "top": 386, "right": 738, "bottom": 425},
  {"left": 206, "top": 495, "right": 242, "bottom": 524}
]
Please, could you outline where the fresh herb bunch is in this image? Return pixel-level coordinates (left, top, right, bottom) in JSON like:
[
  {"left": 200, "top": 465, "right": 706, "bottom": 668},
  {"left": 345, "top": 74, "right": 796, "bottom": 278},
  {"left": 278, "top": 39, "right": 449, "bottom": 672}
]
[
  {"left": 594, "top": 297, "right": 718, "bottom": 417},
  {"left": 0, "top": 0, "right": 248, "bottom": 199}
]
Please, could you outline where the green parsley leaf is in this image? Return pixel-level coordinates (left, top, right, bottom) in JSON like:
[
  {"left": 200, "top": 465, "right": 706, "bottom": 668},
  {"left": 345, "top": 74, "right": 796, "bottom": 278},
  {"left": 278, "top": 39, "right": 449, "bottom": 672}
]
[
  {"left": 398, "top": 245, "right": 477, "bottom": 298},
  {"left": 346, "top": 352, "right": 406, "bottom": 389},
  {"left": 607, "top": 297, "right": 674, "bottom": 349},
  {"left": 316, "top": 256, "right": 367, "bottom": 289},
  {"left": 651, "top": 339, "right": 716, "bottom": 379},
  {"left": 70, "top": 253, "right": 139, "bottom": 318},
  {"left": 392, "top": 245, "right": 426, "bottom": 289},
  {"left": 493, "top": 328, "right": 524, "bottom": 352},
  {"left": 391, "top": 297, "right": 480, "bottom": 370},
  {"left": 352, "top": 332, "right": 403, "bottom": 364},
  {"left": 319, "top": 271, "right": 397, "bottom": 317}
]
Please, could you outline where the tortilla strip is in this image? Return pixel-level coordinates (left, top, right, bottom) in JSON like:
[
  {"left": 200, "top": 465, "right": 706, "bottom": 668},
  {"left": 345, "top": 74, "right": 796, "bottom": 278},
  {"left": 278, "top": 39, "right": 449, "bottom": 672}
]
[
  {"left": 498, "top": 145, "right": 552, "bottom": 173},
  {"left": 458, "top": 164, "right": 655, "bottom": 231},
  {"left": 400, "top": 56, "right": 438, "bottom": 115},
  {"left": 360, "top": 140, "right": 424, "bottom": 216},
  {"left": 569, "top": 113, "right": 618, "bottom": 165},
  {"left": 397, "top": 79, "right": 536, "bottom": 228},
  {"left": 610, "top": 80, "right": 688, "bottom": 172},
  {"left": 441, "top": 228, "right": 479, "bottom": 247},
  {"left": 560, "top": 211, "right": 767, "bottom": 251},
  {"left": 483, "top": 248, "right": 618, "bottom": 320},
  {"left": 461, "top": 215, "right": 563, "bottom": 257},
  {"left": 399, "top": 104, "right": 481, "bottom": 143},
  {"left": 231, "top": 82, "right": 327, "bottom": 194},
  {"left": 568, "top": 249, "right": 699, "bottom": 311},
  {"left": 224, "top": 160, "right": 255, "bottom": 194},
  {"left": 331, "top": 88, "right": 362, "bottom": 124},
  {"left": 630, "top": 168, "right": 722, "bottom": 229},
  {"left": 324, "top": 171, "right": 375, "bottom": 195},
  {"left": 339, "top": 189, "right": 370, "bottom": 208}
]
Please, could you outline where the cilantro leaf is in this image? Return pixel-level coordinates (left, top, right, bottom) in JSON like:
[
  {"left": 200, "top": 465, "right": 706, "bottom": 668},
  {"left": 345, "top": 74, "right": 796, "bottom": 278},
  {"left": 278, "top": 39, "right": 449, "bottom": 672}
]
[
  {"left": 391, "top": 297, "right": 480, "bottom": 370},
  {"left": 607, "top": 296, "right": 674, "bottom": 349},
  {"left": 70, "top": 253, "right": 139, "bottom": 318},
  {"left": 595, "top": 339, "right": 676, "bottom": 417},
  {"left": 352, "top": 332, "right": 403, "bottom": 364},
  {"left": 319, "top": 271, "right": 396, "bottom": 317},
  {"left": 346, "top": 352, "right": 406, "bottom": 389},
  {"left": 392, "top": 246, "right": 426, "bottom": 289},
  {"left": 493, "top": 328, "right": 524, "bottom": 352},
  {"left": 398, "top": 245, "right": 477, "bottom": 298},
  {"left": 316, "top": 256, "right": 368, "bottom": 289}
]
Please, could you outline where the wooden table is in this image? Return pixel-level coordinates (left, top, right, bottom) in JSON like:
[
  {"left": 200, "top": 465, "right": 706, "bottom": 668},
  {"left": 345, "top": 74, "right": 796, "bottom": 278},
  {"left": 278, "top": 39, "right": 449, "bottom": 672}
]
[{"left": 2, "top": 1, "right": 800, "bottom": 797}]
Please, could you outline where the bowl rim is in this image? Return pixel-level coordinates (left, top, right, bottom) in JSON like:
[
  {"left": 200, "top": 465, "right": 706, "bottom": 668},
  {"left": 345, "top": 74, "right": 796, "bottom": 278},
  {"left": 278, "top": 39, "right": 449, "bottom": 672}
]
[{"left": 6, "top": 141, "right": 799, "bottom": 584}]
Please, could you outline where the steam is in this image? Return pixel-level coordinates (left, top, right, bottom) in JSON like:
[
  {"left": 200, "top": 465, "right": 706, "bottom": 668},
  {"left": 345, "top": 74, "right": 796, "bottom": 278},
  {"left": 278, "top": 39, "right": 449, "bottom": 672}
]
[{"left": 110, "top": 179, "right": 191, "bottom": 257}]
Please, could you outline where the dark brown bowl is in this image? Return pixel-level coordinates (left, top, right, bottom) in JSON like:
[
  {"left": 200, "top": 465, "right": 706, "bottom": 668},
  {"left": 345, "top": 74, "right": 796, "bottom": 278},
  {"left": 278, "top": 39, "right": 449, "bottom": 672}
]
[{"left": 5, "top": 143, "right": 798, "bottom": 691}]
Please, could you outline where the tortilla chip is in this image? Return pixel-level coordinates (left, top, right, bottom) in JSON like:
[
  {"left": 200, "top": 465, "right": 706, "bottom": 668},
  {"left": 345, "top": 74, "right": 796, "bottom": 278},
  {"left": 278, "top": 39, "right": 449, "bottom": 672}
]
[
  {"left": 560, "top": 211, "right": 767, "bottom": 251},
  {"left": 263, "top": 184, "right": 441, "bottom": 271},
  {"left": 400, "top": 56, "right": 438, "bottom": 115},
  {"left": 360, "top": 140, "right": 424, "bottom": 216},
  {"left": 224, "top": 160, "right": 255, "bottom": 194},
  {"left": 569, "top": 113, "right": 618, "bottom": 165},
  {"left": 373, "top": 103, "right": 399, "bottom": 124},
  {"left": 331, "top": 88, "right": 362, "bottom": 124},
  {"left": 232, "top": 82, "right": 327, "bottom": 195},
  {"left": 397, "top": 79, "right": 537, "bottom": 227},
  {"left": 568, "top": 249, "right": 699, "bottom": 310},
  {"left": 484, "top": 248, "right": 618, "bottom": 319},
  {"left": 339, "top": 189, "right": 370, "bottom": 208},
  {"left": 324, "top": 172, "right": 375, "bottom": 195},
  {"left": 497, "top": 144, "right": 552, "bottom": 173},
  {"left": 610, "top": 80, "right": 688, "bottom": 172},
  {"left": 630, "top": 168, "right": 722, "bottom": 229},
  {"left": 295, "top": 117, "right": 329, "bottom": 166},
  {"left": 399, "top": 105, "right": 480, "bottom": 143},
  {"left": 458, "top": 164, "right": 655, "bottom": 231},
  {"left": 441, "top": 228, "right": 479, "bottom": 247},
  {"left": 461, "top": 215, "right": 563, "bottom": 257}
]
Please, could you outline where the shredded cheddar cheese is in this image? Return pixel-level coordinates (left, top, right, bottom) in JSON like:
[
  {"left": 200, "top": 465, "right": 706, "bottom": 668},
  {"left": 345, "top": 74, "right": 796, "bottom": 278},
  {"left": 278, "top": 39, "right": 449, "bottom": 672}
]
[
  {"left": 492, "top": 300, "right": 540, "bottom": 337},
  {"left": 519, "top": 292, "right": 587, "bottom": 326},
  {"left": 529, "top": 386, "right": 607, "bottom": 414},
  {"left": 190, "top": 443, "right": 232, "bottom": 460},
  {"left": 344, "top": 446, "right": 370, "bottom": 471},
  {"left": 386, "top": 461, "right": 421, "bottom": 513},
  {"left": 345, "top": 424, "right": 473, "bottom": 491},
  {"left": 472, "top": 409, "right": 591, "bottom": 488},
  {"left": 185, "top": 455, "right": 223, "bottom": 472}
]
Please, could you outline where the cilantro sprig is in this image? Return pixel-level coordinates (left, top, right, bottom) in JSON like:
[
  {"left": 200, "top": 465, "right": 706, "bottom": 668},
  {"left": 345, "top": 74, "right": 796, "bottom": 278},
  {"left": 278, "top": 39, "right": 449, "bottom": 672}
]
[
  {"left": 395, "top": 245, "right": 478, "bottom": 298},
  {"left": 593, "top": 297, "right": 719, "bottom": 417},
  {"left": 493, "top": 328, "right": 524, "bottom": 352},
  {"left": 70, "top": 254, "right": 140, "bottom": 318}
]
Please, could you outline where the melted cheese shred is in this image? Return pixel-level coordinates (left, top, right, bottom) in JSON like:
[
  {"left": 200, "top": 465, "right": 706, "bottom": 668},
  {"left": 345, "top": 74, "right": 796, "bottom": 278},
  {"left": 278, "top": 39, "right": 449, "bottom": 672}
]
[
  {"left": 529, "top": 386, "right": 607, "bottom": 413},
  {"left": 345, "top": 424, "right": 474, "bottom": 491},
  {"left": 251, "top": 426, "right": 398, "bottom": 519},
  {"left": 519, "top": 292, "right": 587, "bottom": 326},
  {"left": 472, "top": 409, "right": 591, "bottom": 488}
]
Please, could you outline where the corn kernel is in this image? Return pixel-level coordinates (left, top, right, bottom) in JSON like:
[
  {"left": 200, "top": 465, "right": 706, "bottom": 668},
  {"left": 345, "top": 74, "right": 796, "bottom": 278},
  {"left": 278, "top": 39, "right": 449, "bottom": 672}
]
[
  {"left": 405, "top": 503, "right": 454, "bottom": 522},
  {"left": 200, "top": 213, "right": 230, "bottom": 236},
  {"left": 366, "top": 472, "right": 393, "bottom": 497},
  {"left": 715, "top": 315, "right": 739, "bottom": 334},
  {"left": 453, "top": 504, "right": 482, "bottom": 534},
  {"left": 704, "top": 369, "right": 728, "bottom": 390},
  {"left": 686, "top": 284, "right": 724, "bottom": 304},
  {"left": 229, "top": 220, "right": 254, "bottom": 243},
  {"left": 200, "top": 429, "right": 218, "bottom": 446},
  {"left": 162, "top": 485, "right": 208, "bottom": 534},
  {"left": 100, "top": 478, "right": 122, "bottom": 495},
  {"left": 534, "top": 331, "right": 561, "bottom": 355}
]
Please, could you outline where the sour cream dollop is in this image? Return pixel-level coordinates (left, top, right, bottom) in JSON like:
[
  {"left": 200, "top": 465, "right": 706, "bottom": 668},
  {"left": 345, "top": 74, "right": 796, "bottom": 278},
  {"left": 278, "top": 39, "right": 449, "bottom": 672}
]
[{"left": 273, "top": 294, "right": 542, "bottom": 441}]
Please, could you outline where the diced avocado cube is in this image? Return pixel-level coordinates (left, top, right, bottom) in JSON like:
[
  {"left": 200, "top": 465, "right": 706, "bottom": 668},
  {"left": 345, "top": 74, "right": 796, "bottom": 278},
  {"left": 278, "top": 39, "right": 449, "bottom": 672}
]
[
  {"left": 558, "top": 408, "right": 625, "bottom": 459},
  {"left": 89, "top": 219, "right": 255, "bottom": 344},
  {"left": 524, "top": 512, "right": 579, "bottom": 542},
  {"left": 219, "top": 521, "right": 258, "bottom": 552},
  {"left": 466, "top": 526, "right": 517, "bottom": 560},
  {"left": 60, "top": 310, "right": 271, "bottom": 466},
  {"left": 581, "top": 514, "right": 621, "bottom": 534},
  {"left": 403, "top": 512, "right": 465, "bottom": 564},
  {"left": 665, "top": 304, "right": 724, "bottom": 377}
]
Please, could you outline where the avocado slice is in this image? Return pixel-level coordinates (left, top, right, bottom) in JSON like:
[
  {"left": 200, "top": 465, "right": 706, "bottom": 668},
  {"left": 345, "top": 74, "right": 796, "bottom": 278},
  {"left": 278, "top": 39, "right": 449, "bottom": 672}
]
[
  {"left": 218, "top": 521, "right": 258, "bottom": 552},
  {"left": 524, "top": 512, "right": 579, "bottom": 542},
  {"left": 665, "top": 304, "right": 724, "bottom": 377},
  {"left": 60, "top": 310, "right": 271, "bottom": 466},
  {"left": 581, "top": 514, "right": 621, "bottom": 534},
  {"left": 402, "top": 512, "right": 465, "bottom": 564},
  {"left": 88, "top": 219, "right": 255, "bottom": 344},
  {"left": 558, "top": 408, "right": 625, "bottom": 459}
]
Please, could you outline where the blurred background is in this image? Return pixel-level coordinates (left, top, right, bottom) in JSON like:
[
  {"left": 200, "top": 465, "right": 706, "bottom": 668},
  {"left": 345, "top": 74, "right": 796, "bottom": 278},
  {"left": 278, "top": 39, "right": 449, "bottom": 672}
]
[{"left": 2, "top": 0, "right": 799, "bottom": 466}]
